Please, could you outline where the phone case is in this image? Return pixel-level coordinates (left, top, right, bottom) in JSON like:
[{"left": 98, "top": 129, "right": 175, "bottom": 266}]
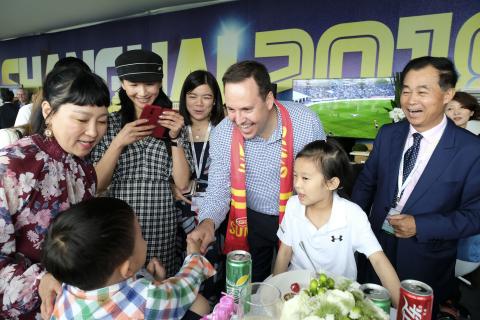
[{"left": 139, "top": 104, "right": 166, "bottom": 138}]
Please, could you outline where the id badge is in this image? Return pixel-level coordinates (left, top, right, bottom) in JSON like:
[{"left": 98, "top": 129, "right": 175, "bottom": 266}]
[
  {"left": 381, "top": 208, "right": 401, "bottom": 234},
  {"left": 191, "top": 192, "right": 206, "bottom": 213}
]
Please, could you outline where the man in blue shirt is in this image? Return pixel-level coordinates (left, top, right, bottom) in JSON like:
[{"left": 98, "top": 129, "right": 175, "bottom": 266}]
[{"left": 188, "top": 60, "right": 326, "bottom": 281}]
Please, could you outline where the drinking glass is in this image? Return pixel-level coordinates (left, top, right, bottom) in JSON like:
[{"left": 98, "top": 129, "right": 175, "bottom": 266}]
[{"left": 238, "top": 282, "right": 283, "bottom": 319}]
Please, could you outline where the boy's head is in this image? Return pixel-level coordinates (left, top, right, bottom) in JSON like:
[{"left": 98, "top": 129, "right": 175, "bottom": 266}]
[{"left": 42, "top": 197, "right": 147, "bottom": 291}]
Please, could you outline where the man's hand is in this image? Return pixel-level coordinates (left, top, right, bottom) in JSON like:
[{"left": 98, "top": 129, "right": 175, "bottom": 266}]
[
  {"left": 388, "top": 214, "right": 416, "bottom": 238},
  {"left": 187, "top": 219, "right": 215, "bottom": 254},
  {"left": 186, "top": 237, "right": 202, "bottom": 256},
  {"left": 39, "top": 273, "right": 61, "bottom": 320}
]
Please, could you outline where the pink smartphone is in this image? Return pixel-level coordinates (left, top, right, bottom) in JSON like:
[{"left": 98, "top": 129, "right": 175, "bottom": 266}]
[{"left": 139, "top": 104, "right": 167, "bottom": 138}]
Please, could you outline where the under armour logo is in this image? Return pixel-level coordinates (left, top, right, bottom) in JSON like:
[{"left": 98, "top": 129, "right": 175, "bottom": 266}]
[{"left": 331, "top": 235, "right": 343, "bottom": 242}]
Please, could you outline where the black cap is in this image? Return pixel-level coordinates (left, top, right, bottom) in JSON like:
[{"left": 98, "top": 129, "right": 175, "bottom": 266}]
[{"left": 115, "top": 49, "right": 163, "bottom": 82}]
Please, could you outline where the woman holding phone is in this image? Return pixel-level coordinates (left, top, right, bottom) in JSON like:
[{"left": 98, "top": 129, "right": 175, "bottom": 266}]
[{"left": 91, "top": 49, "right": 192, "bottom": 276}]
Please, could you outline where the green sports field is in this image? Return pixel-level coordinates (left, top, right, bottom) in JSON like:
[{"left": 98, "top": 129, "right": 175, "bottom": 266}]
[{"left": 309, "top": 99, "right": 392, "bottom": 139}]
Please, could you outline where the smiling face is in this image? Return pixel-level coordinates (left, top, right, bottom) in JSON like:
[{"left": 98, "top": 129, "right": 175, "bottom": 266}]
[
  {"left": 121, "top": 79, "right": 161, "bottom": 118},
  {"left": 224, "top": 77, "right": 275, "bottom": 140},
  {"left": 186, "top": 84, "right": 214, "bottom": 123},
  {"left": 16, "top": 88, "right": 28, "bottom": 104},
  {"left": 43, "top": 102, "right": 108, "bottom": 158},
  {"left": 400, "top": 65, "right": 455, "bottom": 132},
  {"left": 445, "top": 100, "right": 474, "bottom": 128},
  {"left": 294, "top": 157, "right": 335, "bottom": 208}
]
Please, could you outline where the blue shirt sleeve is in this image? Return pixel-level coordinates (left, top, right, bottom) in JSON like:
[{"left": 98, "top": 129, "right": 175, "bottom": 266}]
[{"left": 198, "top": 119, "right": 233, "bottom": 228}]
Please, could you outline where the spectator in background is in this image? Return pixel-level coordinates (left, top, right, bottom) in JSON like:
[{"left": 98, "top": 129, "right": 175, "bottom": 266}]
[
  {"left": 445, "top": 91, "right": 479, "bottom": 130},
  {"left": 14, "top": 88, "right": 41, "bottom": 127},
  {"left": 0, "top": 88, "right": 19, "bottom": 129},
  {"left": 443, "top": 90, "right": 480, "bottom": 318},
  {"left": 15, "top": 87, "right": 30, "bottom": 107},
  {"left": 0, "top": 91, "right": 41, "bottom": 148}
]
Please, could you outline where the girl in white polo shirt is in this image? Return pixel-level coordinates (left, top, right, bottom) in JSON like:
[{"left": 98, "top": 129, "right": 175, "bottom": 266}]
[{"left": 273, "top": 139, "right": 400, "bottom": 306}]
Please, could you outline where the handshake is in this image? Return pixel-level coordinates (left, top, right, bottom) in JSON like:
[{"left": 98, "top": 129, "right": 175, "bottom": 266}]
[{"left": 145, "top": 237, "right": 203, "bottom": 283}]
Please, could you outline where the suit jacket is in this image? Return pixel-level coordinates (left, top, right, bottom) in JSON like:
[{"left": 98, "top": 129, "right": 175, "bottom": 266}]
[
  {"left": 352, "top": 118, "right": 480, "bottom": 305},
  {"left": 0, "top": 102, "right": 19, "bottom": 129}
]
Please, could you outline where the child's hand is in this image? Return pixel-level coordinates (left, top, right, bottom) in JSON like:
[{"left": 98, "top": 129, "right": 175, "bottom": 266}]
[
  {"left": 39, "top": 273, "right": 61, "bottom": 320},
  {"left": 186, "top": 237, "right": 202, "bottom": 256},
  {"left": 146, "top": 257, "right": 166, "bottom": 282}
]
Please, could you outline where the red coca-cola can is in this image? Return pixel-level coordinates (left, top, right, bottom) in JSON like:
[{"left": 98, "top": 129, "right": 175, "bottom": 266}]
[{"left": 396, "top": 279, "right": 433, "bottom": 320}]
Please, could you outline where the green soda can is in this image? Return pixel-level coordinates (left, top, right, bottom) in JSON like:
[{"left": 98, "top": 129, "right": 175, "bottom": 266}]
[
  {"left": 360, "top": 283, "right": 391, "bottom": 314},
  {"left": 226, "top": 250, "right": 252, "bottom": 303}
]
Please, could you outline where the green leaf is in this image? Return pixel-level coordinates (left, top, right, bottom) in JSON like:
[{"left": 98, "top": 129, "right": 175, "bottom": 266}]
[{"left": 314, "top": 301, "right": 343, "bottom": 317}]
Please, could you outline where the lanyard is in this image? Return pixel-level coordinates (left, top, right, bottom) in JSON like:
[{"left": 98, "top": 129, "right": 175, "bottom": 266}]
[
  {"left": 394, "top": 134, "right": 440, "bottom": 206},
  {"left": 188, "top": 123, "right": 211, "bottom": 180},
  {"left": 394, "top": 151, "right": 421, "bottom": 206}
]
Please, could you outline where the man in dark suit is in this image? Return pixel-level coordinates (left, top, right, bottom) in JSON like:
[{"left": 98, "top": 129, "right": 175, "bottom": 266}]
[
  {"left": 0, "top": 88, "right": 19, "bottom": 129},
  {"left": 352, "top": 56, "right": 480, "bottom": 318}
]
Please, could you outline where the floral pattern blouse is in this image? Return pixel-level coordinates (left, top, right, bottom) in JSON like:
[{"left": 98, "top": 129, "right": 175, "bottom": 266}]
[{"left": 0, "top": 134, "right": 97, "bottom": 319}]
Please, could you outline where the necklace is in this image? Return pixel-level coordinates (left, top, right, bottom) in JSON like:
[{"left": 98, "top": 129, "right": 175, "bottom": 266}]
[
  {"left": 192, "top": 123, "right": 208, "bottom": 140},
  {"left": 188, "top": 124, "right": 212, "bottom": 180}
]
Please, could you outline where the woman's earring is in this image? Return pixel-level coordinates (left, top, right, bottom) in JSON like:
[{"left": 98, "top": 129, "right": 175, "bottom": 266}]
[{"left": 44, "top": 124, "right": 53, "bottom": 139}]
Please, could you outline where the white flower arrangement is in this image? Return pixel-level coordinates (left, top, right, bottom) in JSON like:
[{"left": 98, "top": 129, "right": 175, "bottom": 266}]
[
  {"left": 280, "top": 275, "right": 389, "bottom": 320},
  {"left": 388, "top": 108, "right": 406, "bottom": 123}
]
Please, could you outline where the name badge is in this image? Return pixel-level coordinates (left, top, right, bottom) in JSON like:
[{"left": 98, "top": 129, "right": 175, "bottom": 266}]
[{"left": 381, "top": 208, "right": 401, "bottom": 234}]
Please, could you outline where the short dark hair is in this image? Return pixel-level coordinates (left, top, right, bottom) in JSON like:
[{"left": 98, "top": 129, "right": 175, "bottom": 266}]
[
  {"left": 222, "top": 60, "right": 272, "bottom": 100},
  {"left": 451, "top": 91, "right": 480, "bottom": 120},
  {"left": 30, "top": 67, "right": 110, "bottom": 135},
  {"left": 42, "top": 197, "right": 135, "bottom": 291},
  {"left": 1, "top": 88, "right": 14, "bottom": 102},
  {"left": 179, "top": 70, "right": 224, "bottom": 126},
  {"left": 401, "top": 56, "right": 458, "bottom": 91},
  {"left": 53, "top": 57, "right": 91, "bottom": 73},
  {"left": 296, "top": 139, "right": 352, "bottom": 197}
]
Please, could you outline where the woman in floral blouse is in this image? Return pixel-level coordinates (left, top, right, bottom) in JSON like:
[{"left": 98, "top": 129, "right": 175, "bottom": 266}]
[{"left": 0, "top": 66, "right": 110, "bottom": 319}]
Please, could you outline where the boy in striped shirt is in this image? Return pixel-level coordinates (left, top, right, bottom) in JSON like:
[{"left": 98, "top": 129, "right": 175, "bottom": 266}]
[{"left": 42, "top": 197, "right": 214, "bottom": 320}]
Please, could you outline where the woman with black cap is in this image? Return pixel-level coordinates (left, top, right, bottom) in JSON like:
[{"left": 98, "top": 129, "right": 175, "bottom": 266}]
[{"left": 90, "top": 49, "right": 192, "bottom": 277}]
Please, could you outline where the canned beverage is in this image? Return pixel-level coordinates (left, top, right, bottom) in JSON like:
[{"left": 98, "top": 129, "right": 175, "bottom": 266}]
[
  {"left": 360, "top": 283, "right": 391, "bottom": 314},
  {"left": 226, "top": 250, "right": 252, "bottom": 302},
  {"left": 397, "top": 279, "right": 433, "bottom": 320}
]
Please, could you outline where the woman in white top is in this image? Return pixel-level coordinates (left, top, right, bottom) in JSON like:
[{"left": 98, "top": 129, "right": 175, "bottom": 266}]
[{"left": 445, "top": 91, "right": 479, "bottom": 132}]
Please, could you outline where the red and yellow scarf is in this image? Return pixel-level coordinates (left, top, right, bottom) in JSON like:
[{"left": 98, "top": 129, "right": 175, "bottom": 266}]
[{"left": 223, "top": 100, "right": 294, "bottom": 254}]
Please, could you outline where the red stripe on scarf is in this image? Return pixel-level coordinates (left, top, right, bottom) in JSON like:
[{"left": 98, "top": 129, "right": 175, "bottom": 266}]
[{"left": 223, "top": 100, "right": 294, "bottom": 254}]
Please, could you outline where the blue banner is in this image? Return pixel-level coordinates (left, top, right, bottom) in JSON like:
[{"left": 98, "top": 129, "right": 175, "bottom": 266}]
[{"left": 0, "top": 0, "right": 478, "bottom": 101}]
